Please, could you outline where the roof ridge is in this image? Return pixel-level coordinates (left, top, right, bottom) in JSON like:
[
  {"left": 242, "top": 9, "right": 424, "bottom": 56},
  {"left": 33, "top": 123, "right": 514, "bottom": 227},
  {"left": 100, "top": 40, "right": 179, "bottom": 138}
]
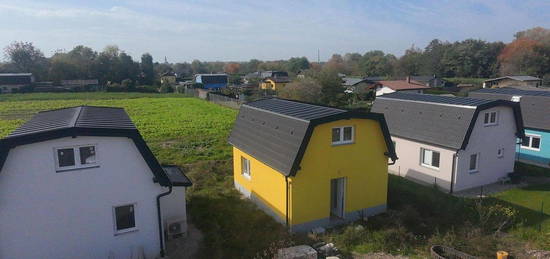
[{"left": 71, "top": 106, "right": 84, "bottom": 127}]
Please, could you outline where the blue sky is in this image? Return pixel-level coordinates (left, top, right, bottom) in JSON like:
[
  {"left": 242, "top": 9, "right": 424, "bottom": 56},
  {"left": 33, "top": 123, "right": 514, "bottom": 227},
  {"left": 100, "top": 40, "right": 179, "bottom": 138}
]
[{"left": 1, "top": 0, "right": 549, "bottom": 62}]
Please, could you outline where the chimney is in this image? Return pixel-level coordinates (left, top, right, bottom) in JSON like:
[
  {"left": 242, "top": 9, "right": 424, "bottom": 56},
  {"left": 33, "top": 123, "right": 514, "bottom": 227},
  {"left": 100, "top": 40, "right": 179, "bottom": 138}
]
[{"left": 406, "top": 76, "right": 411, "bottom": 83}]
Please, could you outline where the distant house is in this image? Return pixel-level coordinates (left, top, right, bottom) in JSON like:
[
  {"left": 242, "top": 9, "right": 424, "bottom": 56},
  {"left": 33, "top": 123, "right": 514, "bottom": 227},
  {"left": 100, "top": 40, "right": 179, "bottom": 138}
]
[
  {"left": 410, "top": 75, "right": 446, "bottom": 88},
  {"left": 195, "top": 74, "right": 228, "bottom": 89},
  {"left": 373, "top": 77, "right": 430, "bottom": 96},
  {"left": 342, "top": 77, "right": 372, "bottom": 93},
  {"left": 372, "top": 93, "right": 524, "bottom": 193},
  {"left": 257, "top": 71, "right": 290, "bottom": 90},
  {"left": 228, "top": 98, "right": 397, "bottom": 232},
  {"left": 61, "top": 79, "right": 100, "bottom": 91},
  {"left": 483, "top": 76, "right": 543, "bottom": 89},
  {"left": 161, "top": 71, "right": 177, "bottom": 85},
  {"left": 0, "top": 73, "right": 34, "bottom": 93},
  {"left": 0, "top": 106, "right": 192, "bottom": 258},
  {"left": 470, "top": 88, "right": 550, "bottom": 167}
]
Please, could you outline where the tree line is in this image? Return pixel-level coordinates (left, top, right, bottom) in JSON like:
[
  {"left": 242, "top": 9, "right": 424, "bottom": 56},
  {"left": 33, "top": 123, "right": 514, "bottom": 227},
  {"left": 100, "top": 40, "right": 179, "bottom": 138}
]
[{"left": 1, "top": 27, "right": 549, "bottom": 87}]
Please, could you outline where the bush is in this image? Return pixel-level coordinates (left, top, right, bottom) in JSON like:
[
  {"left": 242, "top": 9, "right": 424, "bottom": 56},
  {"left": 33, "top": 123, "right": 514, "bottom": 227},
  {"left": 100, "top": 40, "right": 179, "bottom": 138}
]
[
  {"left": 105, "top": 83, "right": 127, "bottom": 92},
  {"left": 121, "top": 79, "right": 135, "bottom": 91},
  {"left": 135, "top": 85, "right": 158, "bottom": 93},
  {"left": 515, "top": 162, "right": 550, "bottom": 177},
  {"left": 159, "top": 84, "right": 173, "bottom": 93}
]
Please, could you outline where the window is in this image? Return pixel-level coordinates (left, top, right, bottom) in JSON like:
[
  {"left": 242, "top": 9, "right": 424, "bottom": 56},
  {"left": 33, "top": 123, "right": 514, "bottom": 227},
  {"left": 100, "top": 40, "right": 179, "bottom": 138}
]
[
  {"left": 421, "top": 148, "right": 440, "bottom": 169},
  {"left": 497, "top": 148, "right": 504, "bottom": 158},
  {"left": 521, "top": 134, "right": 542, "bottom": 151},
  {"left": 469, "top": 153, "right": 479, "bottom": 173},
  {"left": 114, "top": 204, "right": 136, "bottom": 234},
  {"left": 332, "top": 126, "right": 354, "bottom": 145},
  {"left": 483, "top": 111, "right": 498, "bottom": 126},
  {"left": 241, "top": 157, "right": 251, "bottom": 179},
  {"left": 54, "top": 144, "right": 98, "bottom": 171}
]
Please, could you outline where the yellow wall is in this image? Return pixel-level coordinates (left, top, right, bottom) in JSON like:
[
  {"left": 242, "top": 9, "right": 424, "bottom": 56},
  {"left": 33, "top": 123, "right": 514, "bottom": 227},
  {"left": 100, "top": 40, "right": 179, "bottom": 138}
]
[
  {"left": 232, "top": 118, "right": 389, "bottom": 227},
  {"left": 233, "top": 147, "right": 288, "bottom": 221},
  {"left": 259, "top": 80, "right": 286, "bottom": 90},
  {"left": 290, "top": 119, "right": 389, "bottom": 225}
]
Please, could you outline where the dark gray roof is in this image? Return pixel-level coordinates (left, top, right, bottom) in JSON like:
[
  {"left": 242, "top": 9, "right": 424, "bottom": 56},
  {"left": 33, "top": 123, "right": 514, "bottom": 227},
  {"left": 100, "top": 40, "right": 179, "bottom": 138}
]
[
  {"left": 485, "top": 75, "right": 541, "bottom": 82},
  {"left": 8, "top": 106, "right": 135, "bottom": 138},
  {"left": 342, "top": 77, "right": 367, "bottom": 86},
  {"left": 0, "top": 106, "right": 171, "bottom": 186},
  {"left": 162, "top": 166, "right": 192, "bottom": 187},
  {"left": 371, "top": 93, "right": 524, "bottom": 150},
  {"left": 229, "top": 98, "right": 397, "bottom": 176},
  {"left": 469, "top": 88, "right": 550, "bottom": 131}
]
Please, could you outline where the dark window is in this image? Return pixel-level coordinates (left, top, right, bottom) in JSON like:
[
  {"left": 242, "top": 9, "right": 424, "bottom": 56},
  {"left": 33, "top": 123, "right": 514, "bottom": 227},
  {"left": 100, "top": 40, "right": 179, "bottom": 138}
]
[
  {"left": 484, "top": 113, "right": 490, "bottom": 124},
  {"left": 343, "top": 127, "right": 353, "bottom": 141},
  {"left": 469, "top": 154, "right": 478, "bottom": 171},
  {"left": 432, "top": 151, "right": 440, "bottom": 168},
  {"left": 332, "top": 128, "right": 341, "bottom": 143},
  {"left": 532, "top": 137, "right": 541, "bottom": 149},
  {"left": 57, "top": 148, "right": 75, "bottom": 167},
  {"left": 490, "top": 112, "right": 497, "bottom": 123},
  {"left": 522, "top": 136, "right": 530, "bottom": 147},
  {"left": 79, "top": 146, "right": 96, "bottom": 165},
  {"left": 115, "top": 204, "right": 136, "bottom": 231}
]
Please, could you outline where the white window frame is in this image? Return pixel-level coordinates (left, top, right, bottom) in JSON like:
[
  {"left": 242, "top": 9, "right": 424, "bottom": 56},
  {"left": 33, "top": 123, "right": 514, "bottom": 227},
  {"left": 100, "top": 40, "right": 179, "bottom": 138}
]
[
  {"left": 521, "top": 134, "right": 542, "bottom": 151},
  {"left": 420, "top": 148, "right": 440, "bottom": 170},
  {"left": 483, "top": 111, "right": 499, "bottom": 126},
  {"left": 54, "top": 144, "right": 99, "bottom": 172},
  {"left": 241, "top": 156, "right": 251, "bottom": 180},
  {"left": 113, "top": 203, "right": 138, "bottom": 235},
  {"left": 332, "top": 126, "right": 354, "bottom": 145},
  {"left": 468, "top": 153, "right": 480, "bottom": 173},
  {"left": 497, "top": 148, "right": 504, "bottom": 158}
]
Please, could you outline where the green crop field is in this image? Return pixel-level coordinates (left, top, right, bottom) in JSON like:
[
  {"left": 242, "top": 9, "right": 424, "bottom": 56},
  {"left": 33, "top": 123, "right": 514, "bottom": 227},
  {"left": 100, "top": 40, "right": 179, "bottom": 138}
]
[{"left": 0, "top": 93, "right": 237, "bottom": 164}]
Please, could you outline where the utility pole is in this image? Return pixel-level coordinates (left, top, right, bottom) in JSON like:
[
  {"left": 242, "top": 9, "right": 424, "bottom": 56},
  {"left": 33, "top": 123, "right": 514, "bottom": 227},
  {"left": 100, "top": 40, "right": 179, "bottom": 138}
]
[{"left": 317, "top": 49, "right": 320, "bottom": 64}]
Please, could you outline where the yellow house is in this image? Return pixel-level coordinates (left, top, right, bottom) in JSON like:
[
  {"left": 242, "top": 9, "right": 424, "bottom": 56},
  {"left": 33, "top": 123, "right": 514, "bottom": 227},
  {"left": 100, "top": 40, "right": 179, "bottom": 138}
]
[
  {"left": 259, "top": 77, "right": 291, "bottom": 90},
  {"left": 228, "top": 98, "right": 397, "bottom": 232}
]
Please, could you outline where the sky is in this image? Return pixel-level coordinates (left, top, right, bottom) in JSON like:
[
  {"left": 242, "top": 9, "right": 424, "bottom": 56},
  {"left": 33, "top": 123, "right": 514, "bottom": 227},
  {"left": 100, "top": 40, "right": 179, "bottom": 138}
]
[{"left": 1, "top": 0, "right": 549, "bottom": 63}]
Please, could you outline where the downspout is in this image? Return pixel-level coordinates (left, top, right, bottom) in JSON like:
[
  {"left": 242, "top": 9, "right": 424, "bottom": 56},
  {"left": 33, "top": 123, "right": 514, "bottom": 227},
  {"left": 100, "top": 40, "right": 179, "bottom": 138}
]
[
  {"left": 450, "top": 152, "right": 458, "bottom": 194},
  {"left": 156, "top": 180, "right": 173, "bottom": 258},
  {"left": 285, "top": 176, "right": 289, "bottom": 229}
]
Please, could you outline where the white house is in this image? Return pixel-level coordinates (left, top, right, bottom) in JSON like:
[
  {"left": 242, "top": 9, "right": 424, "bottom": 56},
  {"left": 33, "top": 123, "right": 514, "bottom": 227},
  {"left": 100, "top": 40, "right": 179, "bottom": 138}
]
[
  {"left": 371, "top": 93, "right": 524, "bottom": 193},
  {"left": 373, "top": 78, "right": 430, "bottom": 96},
  {"left": 0, "top": 106, "right": 192, "bottom": 259}
]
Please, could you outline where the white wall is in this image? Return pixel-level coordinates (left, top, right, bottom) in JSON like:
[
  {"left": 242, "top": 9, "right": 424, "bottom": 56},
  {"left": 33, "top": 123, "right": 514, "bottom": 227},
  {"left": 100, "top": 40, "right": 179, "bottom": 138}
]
[
  {"left": 161, "top": 187, "right": 188, "bottom": 234},
  {"left": 454, "top": 106, "right": 517, "bottom": 191},
  {"left": 0, "top": 136, "right": 186, "bottom": 259},
  {"left": 389, "top": 136, "right": 456, "bottom": 191},
  {"left": 375, "top": 86, "right": 396, "bottom": 96}
]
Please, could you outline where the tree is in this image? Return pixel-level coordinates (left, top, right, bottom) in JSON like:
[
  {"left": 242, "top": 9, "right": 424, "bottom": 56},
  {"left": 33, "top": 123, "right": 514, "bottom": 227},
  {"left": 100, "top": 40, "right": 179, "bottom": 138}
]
[
  {"left": 396, "top": 46, "right": 423, "bottom": 76},
  {"left": 4, "top": 41, "right": 48, "bottom": 80},
  {"left": 359, "top": 50, "right": 396, "bottom": 77},
  {"left": 318, "top": 70, "right": 344, "bottom": 106},
  {"left": 140, "top": 53, "right": 155, "bottom": 85},
  {"left": 278, "top": 78, "right": 322, "bottom": 103},
  {"left": 286, "top": 57, "right": 310, "bottom": 74},
  {"left": 223, "top": 63, "right": 241, "bottom": 74},
  {"left": 324, "top": 54, "right": 347, "bottom": 74}
]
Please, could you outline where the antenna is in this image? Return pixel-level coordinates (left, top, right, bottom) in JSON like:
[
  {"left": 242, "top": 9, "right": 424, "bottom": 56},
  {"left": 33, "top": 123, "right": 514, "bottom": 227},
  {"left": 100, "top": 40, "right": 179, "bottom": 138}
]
[{"left": 317, "top": 49, "right": 320, "bottom": 63}]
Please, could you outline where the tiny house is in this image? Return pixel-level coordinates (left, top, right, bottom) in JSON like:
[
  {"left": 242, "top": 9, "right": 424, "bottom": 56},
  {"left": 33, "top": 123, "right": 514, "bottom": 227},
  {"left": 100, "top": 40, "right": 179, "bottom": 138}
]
[
  {"left": 228, "top": 98, "right": 396, "bottom": 232},
  {"left": 372, "top": 93, "right": 524, "bottom": 193},
  {"left": 0, "top": 106, "right": 192, "bottom": 258}
]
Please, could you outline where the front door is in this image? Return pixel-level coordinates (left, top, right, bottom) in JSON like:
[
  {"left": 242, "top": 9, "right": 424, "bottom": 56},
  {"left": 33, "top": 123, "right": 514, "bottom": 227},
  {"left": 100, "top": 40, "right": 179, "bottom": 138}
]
[{"left": 330, "top": 178, "right": 346, "bottom": 218}]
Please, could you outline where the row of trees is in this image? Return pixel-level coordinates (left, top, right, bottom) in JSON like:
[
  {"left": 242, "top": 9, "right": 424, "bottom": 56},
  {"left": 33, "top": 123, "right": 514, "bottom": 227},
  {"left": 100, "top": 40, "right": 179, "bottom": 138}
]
[{"left": 1, "top": 27, "right": 549, "bottom": 86}]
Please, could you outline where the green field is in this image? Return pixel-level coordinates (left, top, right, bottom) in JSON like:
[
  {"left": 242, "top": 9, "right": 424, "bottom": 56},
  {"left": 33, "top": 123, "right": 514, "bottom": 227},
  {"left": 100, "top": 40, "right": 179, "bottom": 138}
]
[{"left": 0, "top": 93, "right": 237, "bottom": 164}]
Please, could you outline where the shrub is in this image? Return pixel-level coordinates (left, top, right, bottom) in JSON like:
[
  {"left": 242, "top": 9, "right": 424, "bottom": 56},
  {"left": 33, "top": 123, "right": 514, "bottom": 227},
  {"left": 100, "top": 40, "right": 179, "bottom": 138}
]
[{"left": 159, "top": 84, "right": 173, "bottom": 93}]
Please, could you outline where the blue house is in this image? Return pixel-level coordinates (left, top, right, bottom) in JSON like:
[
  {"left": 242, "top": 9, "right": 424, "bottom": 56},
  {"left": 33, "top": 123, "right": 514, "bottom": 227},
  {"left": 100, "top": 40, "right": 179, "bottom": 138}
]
[
  {"left": 194, "top": 74, "right": 228, "bottom": 89},
  {"left": 470, "top": 88, "right": 550, "bottom": 167}
]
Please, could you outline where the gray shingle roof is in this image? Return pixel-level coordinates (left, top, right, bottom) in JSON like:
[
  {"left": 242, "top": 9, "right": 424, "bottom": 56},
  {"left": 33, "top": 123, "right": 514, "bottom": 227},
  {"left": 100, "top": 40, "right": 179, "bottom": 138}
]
[
  {"left": 469, "top": 88, "right": 550, "bottom": 131},
  {"left": 342, "top": 77, "right": 367, "bottom": 86},
  {"left": 8, "top": 106, "right": 135, "bottom": 138},
  {"left": 485, "top": 75, "right": 542, "bottom": 82},
  {"left": 229, "top": 98, "right": 397, "bottom": 176},
  {"left": 371, "top": 93, "right": 523, "bottom": 149}
]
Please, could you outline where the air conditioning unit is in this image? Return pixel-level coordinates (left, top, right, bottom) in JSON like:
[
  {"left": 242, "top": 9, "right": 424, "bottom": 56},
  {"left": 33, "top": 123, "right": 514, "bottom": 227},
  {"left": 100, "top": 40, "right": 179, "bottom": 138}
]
[{"left": 165, "top": 217, "right": 187, "bottom": 238}]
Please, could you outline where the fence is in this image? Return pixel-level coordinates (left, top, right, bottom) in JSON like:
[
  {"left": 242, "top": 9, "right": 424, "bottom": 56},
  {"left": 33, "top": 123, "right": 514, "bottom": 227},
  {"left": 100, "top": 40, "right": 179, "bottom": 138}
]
[{"left": 182, "top": 88, "right": 243, "bottom": 109}]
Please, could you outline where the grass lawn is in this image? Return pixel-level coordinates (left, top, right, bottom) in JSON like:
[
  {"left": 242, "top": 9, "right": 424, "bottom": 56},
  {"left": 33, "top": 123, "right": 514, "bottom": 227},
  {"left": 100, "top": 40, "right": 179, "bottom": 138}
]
[{"left": 0, "top": 93, "right": 237, "bottom": 164}]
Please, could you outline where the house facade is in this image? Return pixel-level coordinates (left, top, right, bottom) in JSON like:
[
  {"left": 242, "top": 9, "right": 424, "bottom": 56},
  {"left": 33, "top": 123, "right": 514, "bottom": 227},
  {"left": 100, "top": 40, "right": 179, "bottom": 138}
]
[
  {"left": 373, "top": 78, "right": 429, "bottom": 96},
  {"left": 372, "top": 93, "right": 524, "bottom": 192},
  {"left": 470, "top": 88, "right": 550, "bottom": 167},
  {"left": 0, "top": 73, "right": 34, "bottom": 93},
  {"left": 483, "top": 76, "right": 543, "bottom": 89},
  {"left": 195, "top": 74, "right": 228, "bottom": 89},
  {"left": 228, "top": 98, "right": 396, "bottom": 232},
  {"left": 260, "top": 77, "right": 291, "bottom": 90},
  {"left": 0, "top": 106, "right": 192, "bottom": 259}
]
